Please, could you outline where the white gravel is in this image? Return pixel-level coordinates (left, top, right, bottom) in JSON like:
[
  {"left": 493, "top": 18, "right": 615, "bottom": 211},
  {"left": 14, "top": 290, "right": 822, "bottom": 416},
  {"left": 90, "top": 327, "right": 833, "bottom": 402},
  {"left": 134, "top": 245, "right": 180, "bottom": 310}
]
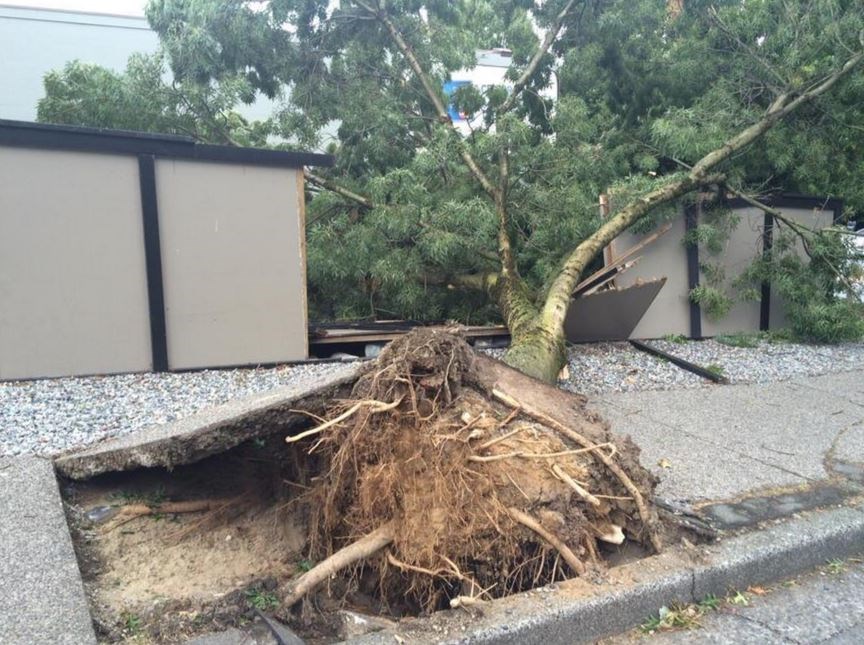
[
  {"left": 5, "top": 338, "right": 864, "bottom": 457},
  {"left": 646, "top": 338, "right": 864, "bottom": 384},
  {"left": 0, "top": 362, "right": 355, "bottom": 458},
  {"left": 487, "top": 338, "right": 864, "bottom": 396},
  {"left": 559, "top": 342, "right": 706, "bottom": 396}
]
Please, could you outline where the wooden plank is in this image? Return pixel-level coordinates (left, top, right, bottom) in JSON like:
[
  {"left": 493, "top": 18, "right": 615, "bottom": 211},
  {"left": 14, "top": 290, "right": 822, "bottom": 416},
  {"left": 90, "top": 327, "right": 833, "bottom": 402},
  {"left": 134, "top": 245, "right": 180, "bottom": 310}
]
[
  {"left": 297, "top": 169, "right": 310, "bottom": 358},
  {"left": 572, "top": 223, "right": 671, "bottom": 295},
  {"left": 310, "top": 324, "right": 510, "bottom": 345}
]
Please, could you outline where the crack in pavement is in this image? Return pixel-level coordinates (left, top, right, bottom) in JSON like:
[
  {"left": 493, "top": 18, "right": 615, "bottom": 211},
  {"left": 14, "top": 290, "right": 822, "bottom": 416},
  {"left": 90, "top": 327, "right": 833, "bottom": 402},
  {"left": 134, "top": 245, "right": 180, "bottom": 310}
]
[
  {"left": 731, "top": 612, "right": 803, "bottom": 644},
  {"left": 788, "top": 378, "right": 864, "bottom": 410},
  {"left": 823, "top": 419, "right": 864, "bottom": 477},
  {"left": 604, "top": 406, "right": 819, "bottom": 483}
]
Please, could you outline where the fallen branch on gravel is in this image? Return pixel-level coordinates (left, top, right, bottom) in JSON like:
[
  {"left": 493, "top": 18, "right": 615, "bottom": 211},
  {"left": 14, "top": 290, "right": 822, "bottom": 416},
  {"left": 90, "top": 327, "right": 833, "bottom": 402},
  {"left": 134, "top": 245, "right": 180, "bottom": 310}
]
[
  {"left": 506, "top": 507, "right": 586, "bottom": 576},
  {"left": 493, "top": 388, "right": 662, "bottom": 552},
  {"left": 283, "top": 523, "right": 396, "bottom": 607},
  {"left": 286, "top": 397, "right": 404, "bottom": 445}
]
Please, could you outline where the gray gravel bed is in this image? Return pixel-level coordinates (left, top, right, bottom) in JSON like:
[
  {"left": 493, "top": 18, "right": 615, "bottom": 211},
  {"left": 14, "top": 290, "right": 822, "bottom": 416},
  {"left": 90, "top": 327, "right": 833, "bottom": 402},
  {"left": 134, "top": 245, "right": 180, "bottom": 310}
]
[
  {"left": 484, "top": 343, "right": 706, "bottom": 396},
  {"left": 647, "top": 338, "right": 864, "bottom": 384},
  {"left": 0, "top": 362, "right": 355, "bottom": 458},
  {"left": 6, "top": 339, "right": 864, "bottom": 457},
  {"left": 487, "top": 338, "right": 864, "bottom": 395},
  {"left": 559, "top": 342, "right": 707, "bottom": 396}
]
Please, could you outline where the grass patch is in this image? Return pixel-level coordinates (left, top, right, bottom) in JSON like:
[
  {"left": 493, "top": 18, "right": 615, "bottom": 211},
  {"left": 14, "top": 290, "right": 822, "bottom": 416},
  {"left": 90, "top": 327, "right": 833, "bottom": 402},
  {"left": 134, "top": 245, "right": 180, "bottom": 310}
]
[
  {"left": 640, "top": 595, "right": 720, "bottom": 634},
  {"left": 109, "top": 486, "right": 167, "bottom": 507},
  {"left": 704, "top": 363, "right": 726, "bottom": 379},
  {"left": 715, "top": 333, "right": 760, "bottom": 348},
  {"left": 244, "top": 587, "right": 279, "bottom": 611},
  {"left": 121, "top": 611, "right": 143, "bottom": 636},
  {"left": 727, "top": 589, "right": 750, "bottom": 606},
  {"left": 296, "top": 558, "right": 315, "bottom": 573},
  {"left": 662, "top": 333, "right": 690, "bottom": 344}
]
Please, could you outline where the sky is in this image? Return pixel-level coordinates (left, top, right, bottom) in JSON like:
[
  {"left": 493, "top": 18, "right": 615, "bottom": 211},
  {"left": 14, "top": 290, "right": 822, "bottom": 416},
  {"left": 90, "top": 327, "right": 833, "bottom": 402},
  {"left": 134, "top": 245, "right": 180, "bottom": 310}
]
[{"left": 5, "top": 1, "right": 148, "bottom": 17}]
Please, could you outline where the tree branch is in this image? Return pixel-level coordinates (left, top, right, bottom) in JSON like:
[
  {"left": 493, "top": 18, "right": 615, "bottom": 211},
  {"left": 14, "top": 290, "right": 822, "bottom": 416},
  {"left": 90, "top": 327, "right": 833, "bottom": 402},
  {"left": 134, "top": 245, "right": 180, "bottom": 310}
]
[
  {"left": 304, "top": 170, "right": 373, "bottom": 209},
  {"left": 496, "top": 144, "right": 517, "bottom": 278},
  {"left": 708, "top": 6, "right": 789, "bottom": 90},
  {"left": 539, "top": 43, "right": 863, "bottom": 336},
  {"left": 724, "top": 186, "right": 863, "bottom": 304},
  {"left": 355, "top": 0, "right": 524, "bottom": 290},
  {"left": 497, "top": 0, "right": 581, "bottom": 115},
  {"left": 355, "top": 0, "right": 499, "bottom": 199}
]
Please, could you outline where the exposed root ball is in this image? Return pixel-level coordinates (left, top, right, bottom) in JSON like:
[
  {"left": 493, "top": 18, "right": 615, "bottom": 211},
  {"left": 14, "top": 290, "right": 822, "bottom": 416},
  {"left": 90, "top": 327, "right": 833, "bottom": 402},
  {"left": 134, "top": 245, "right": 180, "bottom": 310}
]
[{"left": 285, "top": 329, "right": 659, "bottom": 613}]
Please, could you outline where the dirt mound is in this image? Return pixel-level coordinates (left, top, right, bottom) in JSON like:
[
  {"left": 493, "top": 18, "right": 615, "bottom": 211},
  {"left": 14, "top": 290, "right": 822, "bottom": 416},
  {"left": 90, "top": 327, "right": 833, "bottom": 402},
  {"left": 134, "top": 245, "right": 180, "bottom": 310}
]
[{"left": 282, "top": 329, "right": 660, "bottom": 614}]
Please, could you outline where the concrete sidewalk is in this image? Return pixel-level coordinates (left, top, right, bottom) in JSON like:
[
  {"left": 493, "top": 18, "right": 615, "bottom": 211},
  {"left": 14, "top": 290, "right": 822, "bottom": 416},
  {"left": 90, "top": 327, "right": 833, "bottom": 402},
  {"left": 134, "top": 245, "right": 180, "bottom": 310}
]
[
  {"left": 591, "top": 370, "right": 864, "bottom": 503},
  {"left": 605, "top": 558, "right": 864, "bottom": 644}
]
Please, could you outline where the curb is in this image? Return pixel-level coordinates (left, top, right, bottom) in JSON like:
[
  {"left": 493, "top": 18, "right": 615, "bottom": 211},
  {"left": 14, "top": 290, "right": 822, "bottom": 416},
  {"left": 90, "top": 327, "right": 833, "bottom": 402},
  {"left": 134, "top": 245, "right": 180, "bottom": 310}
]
[
  {"left": 0, "top": 457, "right": 97, "bottom": 645},
  {"left": 349, "top": 502, "right": 864, "bottom": 644}
]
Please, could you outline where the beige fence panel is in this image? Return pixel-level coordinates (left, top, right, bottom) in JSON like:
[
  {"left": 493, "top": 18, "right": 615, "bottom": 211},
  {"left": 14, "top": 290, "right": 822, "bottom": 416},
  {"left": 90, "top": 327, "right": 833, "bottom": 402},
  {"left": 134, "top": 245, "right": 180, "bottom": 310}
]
[
  {"left": 607, "top": 199, "right": 840, "bottom": 340},
  {"left": 0, "top": 147, "right": 152, "bottom": 379},
  {"left": 612, "top": 215, "right": 691, "bottom": 339},
  {"left": 155, "top": 160, "right": 307, "bottom": 370},
  {"left": 0, "top": 120, "right": 331, "bottom": 380}
]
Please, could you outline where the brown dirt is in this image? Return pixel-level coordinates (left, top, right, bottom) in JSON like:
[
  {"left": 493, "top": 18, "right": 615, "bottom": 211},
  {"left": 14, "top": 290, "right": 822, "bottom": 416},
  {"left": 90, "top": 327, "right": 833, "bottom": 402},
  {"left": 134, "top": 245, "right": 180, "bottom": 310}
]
[
  {"left": 63, "top": 439, "right": 313, "bottom": 642},
  {"left": 286, "top": 329, "right": 660, "bottom": 615}
]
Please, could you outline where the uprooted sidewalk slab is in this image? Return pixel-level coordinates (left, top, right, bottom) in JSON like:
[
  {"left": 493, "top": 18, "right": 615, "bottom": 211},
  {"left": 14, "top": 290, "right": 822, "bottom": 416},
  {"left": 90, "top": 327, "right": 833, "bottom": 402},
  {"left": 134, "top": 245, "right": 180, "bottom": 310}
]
[
  {"left": 591, "top": 369, "right": 864, "bottom": 527},
  {"left": 55, "top": 364, "right": 360, "bottom": 479}
]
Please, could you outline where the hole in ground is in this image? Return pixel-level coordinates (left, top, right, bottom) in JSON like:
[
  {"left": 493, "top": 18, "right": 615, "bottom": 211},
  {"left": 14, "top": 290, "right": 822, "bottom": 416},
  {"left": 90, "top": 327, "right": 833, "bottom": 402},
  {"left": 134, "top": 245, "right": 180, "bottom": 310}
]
[{"left": 61, "top": 434, "right": 670, "bottom": 643}]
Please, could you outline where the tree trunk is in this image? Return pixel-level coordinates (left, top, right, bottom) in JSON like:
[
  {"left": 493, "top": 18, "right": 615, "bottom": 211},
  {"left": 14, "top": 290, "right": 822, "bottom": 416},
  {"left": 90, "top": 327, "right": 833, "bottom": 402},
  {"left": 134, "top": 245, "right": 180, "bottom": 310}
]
[
  {"left": 502, "top": 322, "right": 566, "bottom": 384},
  {"left": 490, "top": 272, "right": 566, "bottom": 383}
]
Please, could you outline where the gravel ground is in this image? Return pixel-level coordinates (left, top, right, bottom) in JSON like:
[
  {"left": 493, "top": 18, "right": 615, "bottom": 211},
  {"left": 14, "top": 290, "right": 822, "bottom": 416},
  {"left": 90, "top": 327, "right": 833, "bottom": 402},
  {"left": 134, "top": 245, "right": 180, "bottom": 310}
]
[
  {"left": 559, "top": 342, "right": 706, "bottom": 396},
  {"left": 5, "top": 339, "right": 864, "bottom": 457},
  {"left": 0, "top": 362, "right": 355, "bottom": 458},
  {"left": 647, "top": 338, "right": 864, "bottom": 384},
  {"left": 488, "top": 338, "right": 864, "bottom": 396}
]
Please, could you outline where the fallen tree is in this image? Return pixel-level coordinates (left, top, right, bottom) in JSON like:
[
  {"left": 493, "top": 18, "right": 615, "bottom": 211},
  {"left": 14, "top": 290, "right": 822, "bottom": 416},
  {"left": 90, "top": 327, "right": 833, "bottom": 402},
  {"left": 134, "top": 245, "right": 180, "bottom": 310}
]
[
  {"left": 45, "top": 2, "right": 864, "bottom": 382},
  {"left": 278, "top": 329, "right": 660, "bottom": 613}
]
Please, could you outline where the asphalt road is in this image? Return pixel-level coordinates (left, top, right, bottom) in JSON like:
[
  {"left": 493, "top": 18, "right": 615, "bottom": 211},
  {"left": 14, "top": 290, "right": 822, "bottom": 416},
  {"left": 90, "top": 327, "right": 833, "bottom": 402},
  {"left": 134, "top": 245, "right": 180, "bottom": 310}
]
[{"left": 606, "top": 558, "right": 864, "bottom": 644}]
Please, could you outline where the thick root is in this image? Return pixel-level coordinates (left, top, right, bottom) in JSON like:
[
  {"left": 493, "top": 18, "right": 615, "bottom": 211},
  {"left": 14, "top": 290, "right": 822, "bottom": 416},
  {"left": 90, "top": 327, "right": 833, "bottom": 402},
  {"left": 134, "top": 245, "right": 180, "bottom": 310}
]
[{"left": 282, "top": 523, "right": 396, "bottom": 607}]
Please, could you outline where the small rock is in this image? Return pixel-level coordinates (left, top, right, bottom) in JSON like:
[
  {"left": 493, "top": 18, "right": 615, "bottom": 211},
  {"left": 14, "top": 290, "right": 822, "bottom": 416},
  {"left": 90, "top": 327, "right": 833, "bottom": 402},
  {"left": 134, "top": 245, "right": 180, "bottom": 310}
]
[{"left": 337, "top": 610, "right": 398, "bottom": 639}]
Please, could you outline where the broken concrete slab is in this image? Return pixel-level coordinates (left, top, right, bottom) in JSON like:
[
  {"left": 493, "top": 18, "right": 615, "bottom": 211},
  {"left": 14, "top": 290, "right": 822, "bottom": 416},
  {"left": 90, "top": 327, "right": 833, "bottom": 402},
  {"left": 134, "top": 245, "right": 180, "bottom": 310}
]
[
  {"left": 700, "top": 484, "right": 854, "bottom": 529},
  {"left": 0, "top": 457, "right": 96, "bottom": 645},
  {"left": 56, "top": 364, "right": 359, "bottom": 479}
]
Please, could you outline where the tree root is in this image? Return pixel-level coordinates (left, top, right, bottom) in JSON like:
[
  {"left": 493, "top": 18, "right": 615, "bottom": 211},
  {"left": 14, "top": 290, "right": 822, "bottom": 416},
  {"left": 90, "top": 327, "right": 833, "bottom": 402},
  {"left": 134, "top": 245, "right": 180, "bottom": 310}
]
[
  {"left": 551, "top": 463, "right": 602, "bottom": 508},
  {"left": 493, "top": 388, "right": 662, "bottom": 552},
  {"left": 103, "top": 499, "right": 234, "bottom": 532},
  {"left": 283, "top": 523, "right": 396, "bottom": 607},
  {"left": 286, "top": 397, "right": 404, "bottom": 445},
  {"left": 506, "top": 507, "right": 586, "bottom": 577}
]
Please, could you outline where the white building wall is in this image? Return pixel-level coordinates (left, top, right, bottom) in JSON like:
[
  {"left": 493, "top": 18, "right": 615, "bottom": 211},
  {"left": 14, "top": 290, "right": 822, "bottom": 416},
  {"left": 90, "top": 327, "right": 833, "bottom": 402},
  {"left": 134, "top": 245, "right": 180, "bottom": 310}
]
[
  {"left": 0, "top": 5, "right": 158, "bottom": 120},
  {"left": 0, "top": 4, "right": 276, "bottom": 123}
]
